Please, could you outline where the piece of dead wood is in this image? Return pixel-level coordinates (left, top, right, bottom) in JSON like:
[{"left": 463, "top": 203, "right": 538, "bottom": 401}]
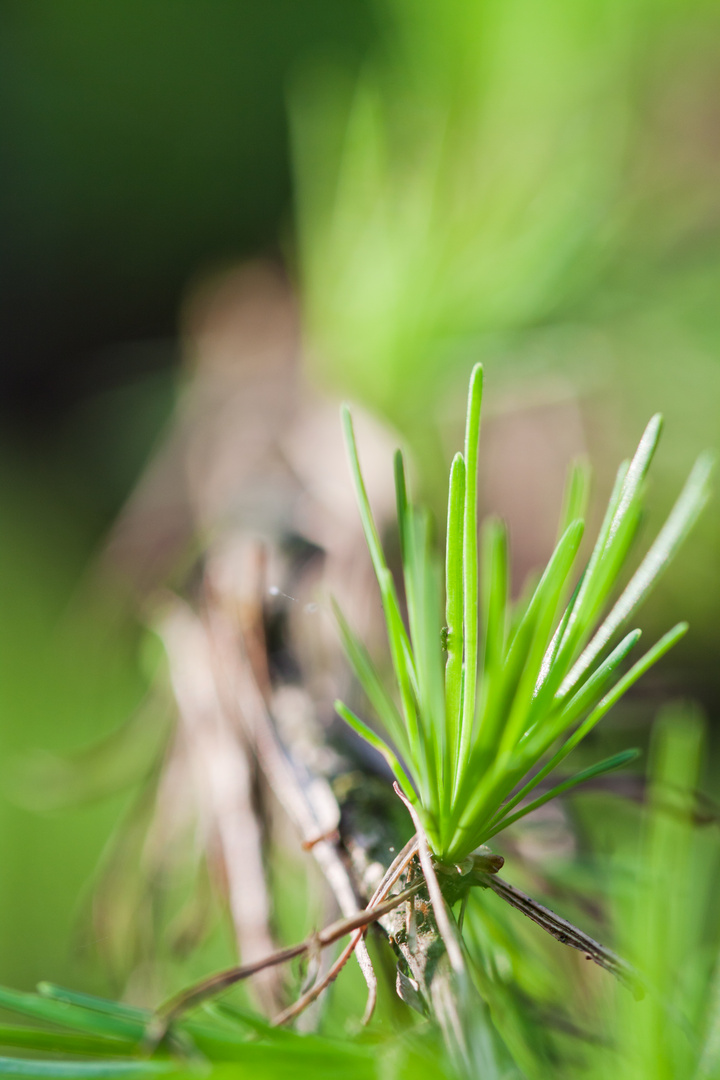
[
  {"left": 199, "top": 543, "right": 380, "bottom": 1019},
  {"left": 156, "top": 598, "right": 282, "bottom": 1014},
  {"left": 480, "top": 873, "right": 640, "bottom": 996}
]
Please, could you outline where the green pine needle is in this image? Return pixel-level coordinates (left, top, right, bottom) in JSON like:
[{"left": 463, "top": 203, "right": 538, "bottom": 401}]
[{"left": 483, "top": 748, "right": 641, "bottom": 840}]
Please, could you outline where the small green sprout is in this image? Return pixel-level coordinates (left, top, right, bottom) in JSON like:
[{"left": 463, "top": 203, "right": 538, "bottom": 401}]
[{"left": 335, "top": 364, "right": 713, "bottom": 862}]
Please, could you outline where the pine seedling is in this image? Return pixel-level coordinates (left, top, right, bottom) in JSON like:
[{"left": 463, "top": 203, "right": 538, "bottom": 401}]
[{"left": 336, "top": 364, "right": 712, "bottom": 862}]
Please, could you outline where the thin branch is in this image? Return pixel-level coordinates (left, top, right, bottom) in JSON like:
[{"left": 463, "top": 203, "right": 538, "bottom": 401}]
[
  {"left": 157, "top": 600, "right": 281, "bottom": 1013},
  {"left": 272, "top": 835, "right": 420, "bottom": 1026},
  {"left": 481, "top": 873, "right": 641, "bottom": 996},
  {"left": 146, "top": 881, "right": 424, "bottom": 1046}
]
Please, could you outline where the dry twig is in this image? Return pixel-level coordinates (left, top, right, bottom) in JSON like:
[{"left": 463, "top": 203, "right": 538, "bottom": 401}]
[
  {"left": 201, "top": 548, "right": 379, "bottom": 1017},
  {"left": 147, "top": 880, "right": 423, "bottom": 1046},
  {"left": 272, "top": 835, "right": 419, "bottom": 1026},
  {"left": 481, "top": 873, "right": 640, "bottom": 995}
]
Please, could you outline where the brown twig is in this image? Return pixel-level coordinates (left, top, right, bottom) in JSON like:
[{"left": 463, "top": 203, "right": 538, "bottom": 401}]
[
  {"left": 157, "top": 599, "right": 281, "bottom": 1013},
  {"left": 272, "top": 835, "right": 420, "bottom": 1026},
  {"left": 481, "top": 873, "right": 641, "bottom": 996},
  {"left": 146, "top": 881, "right": 424, "bottom": 1046}
]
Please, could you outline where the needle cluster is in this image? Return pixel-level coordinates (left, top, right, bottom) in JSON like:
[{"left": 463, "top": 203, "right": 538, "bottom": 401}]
[{"left": 336, "top": 364, "right": 712, "bottom": 861}]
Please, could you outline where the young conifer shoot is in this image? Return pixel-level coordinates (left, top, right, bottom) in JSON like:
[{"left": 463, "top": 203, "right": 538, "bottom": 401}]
[{"left": 336, "top": 364, "right": 713, "bottom": 863}]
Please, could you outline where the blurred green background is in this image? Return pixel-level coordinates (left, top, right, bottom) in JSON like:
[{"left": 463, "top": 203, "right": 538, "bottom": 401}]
[
  {"left": 0, "top": 0, "right": 377, "bottom": 992},
  {"left": 1, "top": 0, "right": 719, "bottom": 1006}
]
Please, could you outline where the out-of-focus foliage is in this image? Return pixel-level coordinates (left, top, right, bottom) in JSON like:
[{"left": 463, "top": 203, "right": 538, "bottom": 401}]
[
  {"left": 0, "top": 0, "right": 376, "bottom": 413},
  {"left": 295, "top": 0, "right": 720, "bottom": 446},
  {"left": 461, "top": 705, "right": 720, "bottom": 1080},
  {"left": 295, "top": 0, "right": 638, "bottom": 419},
  {"left": 0, "top": 0, "right": 377, "bottom": 995},
  {"left": 293, "top": 0, "right": 720, "bottom": 698},
  {"left": 0, "top": 453, "right": 148, "bottom": 992},
  {"left": 1, "top": 707, "right": 716, "bottom": 1080},
  {"left": 599, "top": 706, "right": 719, "bottom": 1080}
]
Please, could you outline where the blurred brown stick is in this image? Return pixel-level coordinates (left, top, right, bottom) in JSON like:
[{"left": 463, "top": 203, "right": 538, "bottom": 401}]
[
  {"left": 200, "top": 543, "right": 379, "bottom": 1018},
  {"left": 157, "top": 599, "right": 281, "bottom": 1014}
]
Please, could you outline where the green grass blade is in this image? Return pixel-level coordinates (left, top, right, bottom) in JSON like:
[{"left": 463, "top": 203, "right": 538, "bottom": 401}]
[
  {"left": 394, "top": 449, "right": 419, "bottom": 684},
  {"left": 199, "top": 1004, "right": 376, "bottom": 1065},
  {"left": 507, "top": 628, "right": 687, "bottom": 847},
  {"left": 607, "top": 414, "right": 663, "bottom": 537},
  {"left": 475, "top": 586, "right": 542, "bottom": 758},
  {"left": 331, "top": 600, "right": 408, "bottom": 755},
  {"left": 547, "top": 419, "right": 653, "bottom": 658},
  {"left": 533, "top": 575, "right": 582, "bottom": 701},
  {"left": 458, "top": 363, "right": 483, "bottom": 770},
  {"left": 505, "top": 521, "right": 584, "bottom": 665},
  {"left": 472, "top": 518, "right": 509, "bottom": 765},
  {"left": 541, "top": 462, "right": 629, "bottom": 689},
  {"left": 341, "top": 404, "right": 389, "bottom": 582},
  {"left": 339, "top": 377, "right": 705, "bottom": 868},
  {"left": 406, "top": 511, "right": 446, "bottom": 812},
  {"left": 335, "top": 701, "right": 418, "bottom": 803},
  {"left": 565, "top": 415, "right": 661, "bottom": 628},
  {"left": 450, "top": 520, "right": 584, "bottom": 844},
  {"left": 547, "top": 627, "right": 642, "bottom": 736},
  {"left": 0, "top": 1061, "right": 171, "bottom": 1078},
  {"left": 535, "top": 418, "right": 663, "bottom": 706},
  {"left": 204, "top": 1001, "right": 319, "bottom": 1046},
  {"left": 0, "top": 988, "right": 142, "bottom": 1043},
  {"left": 497, "top": 519, "right": 585, "bottom": 757},
  {"left": 394, "top": 449, "right": 410, "bottom": 564},
  {"left": 340, "top": 407, "right": 423, "bottom": 783},
  {"left": 378, "top": 570, "right": 421, "bottom": 747},
  {"left": 482, "top": 749, "right": 640, "bottom": 841},
  {"left": 341, "top": 405, "right": 417, "bottom": 687},
  {"left": 528, "top": 625, "right": 642, "bottom": 748},
  {"left": 444, "top": 452, "right": 465, "bottom": 779},
  {"left": 0, "top": 1028, "right": 131, "bottom": 1059},
  {"left": 504, "top": 572, "right": 539, "bottom": 655},
  {"left": 37, "top": 987, "right": 149, "bottom": 1025},
  {"left": 557, "top": 458, "right": 591, "bottom": 540},
  {"left": 487, "top": 628, "right": 643, "bottom": 829},
  {"left": 560, "top": 451, "right": 713, "bottom": 694},
  {"left": 479, "top": 517, "right": 508, "bottom": 685},
  {"left": 550, "top": 623, "right": 688, "bottom": 763}
]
